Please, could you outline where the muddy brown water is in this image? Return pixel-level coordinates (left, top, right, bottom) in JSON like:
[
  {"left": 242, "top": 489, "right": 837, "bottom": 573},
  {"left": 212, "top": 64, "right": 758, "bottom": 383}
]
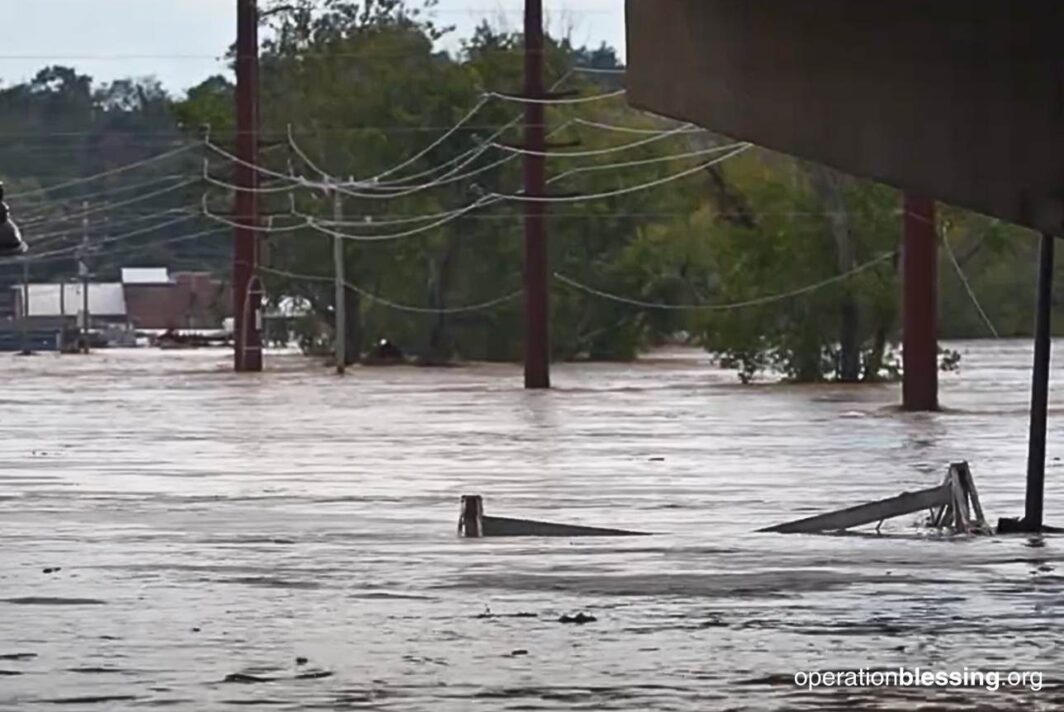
[{"left": 1, "top": 342, "right": 1063, "bottom": 710}]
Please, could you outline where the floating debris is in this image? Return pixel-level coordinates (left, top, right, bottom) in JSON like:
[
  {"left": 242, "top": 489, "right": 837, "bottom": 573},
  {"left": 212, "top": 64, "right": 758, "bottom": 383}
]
[
  {"left": 223, "top": 672, "right": 274, "bottom": 684},
  {"left": 2, "top": 597, "right": 105, "bottom": 606},
  {"left": 699, "top": 615, "right": 727, "bottom": 628},
  {"left": 295, "top": 670, "right": 333, "bottom": 680},
  {"left": 475, "top": 607, "right": 538, "bottom": 620},
  {"left": 43, "top": 696, "right": 138, "bottom": 705}
]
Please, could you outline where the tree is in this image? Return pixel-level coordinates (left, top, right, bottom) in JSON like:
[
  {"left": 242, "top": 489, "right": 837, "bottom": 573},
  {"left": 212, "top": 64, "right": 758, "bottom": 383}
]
[{"left": 0, "top": 68, "right": 215, "bottom": 289}]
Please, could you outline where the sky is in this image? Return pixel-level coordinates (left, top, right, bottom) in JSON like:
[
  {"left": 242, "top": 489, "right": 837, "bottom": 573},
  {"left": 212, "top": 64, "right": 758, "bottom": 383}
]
[{"left": 0, "top": 0, "right": 625, "bottom": 94}]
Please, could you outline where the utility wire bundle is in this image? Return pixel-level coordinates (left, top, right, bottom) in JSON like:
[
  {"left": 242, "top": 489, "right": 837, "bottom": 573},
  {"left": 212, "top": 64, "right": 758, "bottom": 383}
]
[{"left": 0, "top": 76, "right": 903, "bottom": 315}]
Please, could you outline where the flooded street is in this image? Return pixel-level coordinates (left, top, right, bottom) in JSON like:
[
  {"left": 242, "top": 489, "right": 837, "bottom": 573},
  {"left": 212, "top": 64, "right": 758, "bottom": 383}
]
[{"left": 2, "top": 341, "right": 1063, "bottom": 710}]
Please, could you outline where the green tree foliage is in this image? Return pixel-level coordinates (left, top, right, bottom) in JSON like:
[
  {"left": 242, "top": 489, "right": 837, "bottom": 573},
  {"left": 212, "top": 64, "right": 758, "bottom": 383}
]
[
  {"left": 0, "top": 67, "right": 216, "bottom": 283},
  {"left": 680, "top": 157, "right": 903, "bottom": 382},
  {"left": 177, "top": 1, "right": 696, "bottom": 364}
]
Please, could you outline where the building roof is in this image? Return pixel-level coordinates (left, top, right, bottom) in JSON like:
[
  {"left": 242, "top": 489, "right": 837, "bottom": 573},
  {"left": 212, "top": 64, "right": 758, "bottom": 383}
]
[
  {"left": 121, "top": 267, "right": 170, "bottom": 285},
  {"left": 13, "top": 283, "right": 127, "bottom": 317}
]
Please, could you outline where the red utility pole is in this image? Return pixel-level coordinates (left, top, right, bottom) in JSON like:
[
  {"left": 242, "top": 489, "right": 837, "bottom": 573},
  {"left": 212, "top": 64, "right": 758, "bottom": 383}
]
[
  {"left": 234, "top": 0, "right": 263, "bottom": 372},
  {"left": 523, "top": 0, "right": 550, "bottom": 389},
  {"left": 902, "top": 194, "right": 938, "bottom": 411}
]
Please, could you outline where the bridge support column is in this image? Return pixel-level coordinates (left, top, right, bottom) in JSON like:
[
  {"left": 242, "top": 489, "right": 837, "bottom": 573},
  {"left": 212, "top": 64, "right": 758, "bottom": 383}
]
[{"left": 902, "top": 194, "right": 938, "bottom": 411}]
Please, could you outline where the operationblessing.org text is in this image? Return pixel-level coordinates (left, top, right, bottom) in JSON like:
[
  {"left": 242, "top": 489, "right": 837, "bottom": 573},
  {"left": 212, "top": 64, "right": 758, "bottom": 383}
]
[{"left": 793, "top": 668, "right": 1044, "bottom": 693}]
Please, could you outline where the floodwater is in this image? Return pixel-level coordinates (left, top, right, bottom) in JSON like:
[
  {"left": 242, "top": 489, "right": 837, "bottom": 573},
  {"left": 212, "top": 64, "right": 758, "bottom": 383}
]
[{"left": 1, "top": 341, "right": 1063, "bottom": 710}]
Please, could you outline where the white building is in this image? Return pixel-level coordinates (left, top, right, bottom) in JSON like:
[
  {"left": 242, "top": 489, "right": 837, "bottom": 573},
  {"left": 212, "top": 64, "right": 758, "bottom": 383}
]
[{"left": 12, "top": 283, "right": 127, "bottom": 324}]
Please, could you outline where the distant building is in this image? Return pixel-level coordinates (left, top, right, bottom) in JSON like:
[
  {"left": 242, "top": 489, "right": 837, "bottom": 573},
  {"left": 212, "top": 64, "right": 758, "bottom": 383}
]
[
  {"left": 122, "top": 268, "right": 228, "bottom": 330},
  {"left": 3, "top": 267, "right": 229, "bottom": 333},
  {"left": 121, "top": 267, "right": 170, "bottom": 286},
  {"left": 13, "top": 282, "right": 127, "bottom": 326}
]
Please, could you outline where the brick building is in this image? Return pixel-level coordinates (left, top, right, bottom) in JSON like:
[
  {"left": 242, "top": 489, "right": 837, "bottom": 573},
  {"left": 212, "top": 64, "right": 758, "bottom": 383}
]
[{"left": 121, "top": 268, "right": 228, "bottom": 330}]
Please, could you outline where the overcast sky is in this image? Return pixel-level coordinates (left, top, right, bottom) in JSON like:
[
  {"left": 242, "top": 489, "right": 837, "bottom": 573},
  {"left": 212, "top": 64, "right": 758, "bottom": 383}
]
[{"left": 0, "top": 0, "right": 625, "bottom": 93}]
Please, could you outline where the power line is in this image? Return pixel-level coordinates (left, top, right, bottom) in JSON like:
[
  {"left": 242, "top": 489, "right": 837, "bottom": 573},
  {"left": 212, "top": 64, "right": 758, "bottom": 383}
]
[
  {"left": 284, "top": 70, "right": 579, "bottom": 191},
  {"left": 942, "top": 233, "right": 1000, "bottom": 338},
  {"left": 304, "top": 199, "right": 488, "bottom": 242},
  {"left": 20, "top": 178, "right": 200, "bottom": 228},
  {"left": 554, "top": 252, "right": 897, "bottom": 312},
  {"left": 25, "top": 226, "right": 229, "bottom": 266},
  {"left": 201, "top": 197, "right": 310, "bottom": 234},
  {"left": 355, "top": 96, "right": 494, "bottom": 185},
  {"left": 571, "top": 67, "right": 626, "bottom": 75},
  {"left": 260, "top": 142, "right": 754, "bottom": 241},
  {"left": 7, "top": 143, "right": 199, "bottom": 199},
  {"left": 277, "top": 120, "right": 714, "bottom": 203},
  {"left": 546, "top": 142, "right": 747, "bottom": 184},
  {"left": 203, "top": 160, "right": 300, "bottom": 195},
  {"left": 489, "top": 123, "right": 694, "bottom": 159},
  {"left": 21, "top": 209, "right": 200, "bottom": 255},
  {"left": 215, "top": 71, "right": 581, "bottom": 194},
  {"left": 19, "top": 174, "right": 192, "bottom": 217},
  {"left": 485, "top": 88, "right": 627, "bottom": 105},
  {"left": 25, "top": 214, "right": 208, "bottom": 261},
  {"left": 258, "top": 264, "right": 521, "bottom": 315},
  {"left": 315, "top": 118, "right": 577, "bottom": 199},
  {"left": 493, "top": 144, "right": 753, "bottom": 203},
  {"left": 573, "top": 117, "right": 704, "bottom": 135}
]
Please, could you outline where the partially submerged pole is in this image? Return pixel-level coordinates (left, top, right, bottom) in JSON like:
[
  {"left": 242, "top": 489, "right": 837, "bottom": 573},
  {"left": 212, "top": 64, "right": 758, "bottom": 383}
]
[
  {"left": 333, "top": 190, "right": 346, "bottom": 375},
  {"left": 233, "top": 0, "right": 263, "bottom": 372},
  {"left": 902, "top": 194, "right": 938, "bottom": 411},
  {"left": 79, "top": 203, "right": 90, "bottom": 355},
  {"left": 1024, "top": 234, "right": 1054, "bottom": 531},
  {"left": 58, "top": 280, "right": 65, "bottom": 353},
  {"left": 998, "top": 234, "right": 1056, "bottom": 534},
  {"left": 522, "top": 0, "right": 550, "bottom": 389}
]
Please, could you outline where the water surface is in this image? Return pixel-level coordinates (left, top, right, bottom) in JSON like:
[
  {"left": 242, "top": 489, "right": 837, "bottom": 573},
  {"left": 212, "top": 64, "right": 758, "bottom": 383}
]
[{"left": 1, "top": 342, "right": 1062, "bottom": 710}]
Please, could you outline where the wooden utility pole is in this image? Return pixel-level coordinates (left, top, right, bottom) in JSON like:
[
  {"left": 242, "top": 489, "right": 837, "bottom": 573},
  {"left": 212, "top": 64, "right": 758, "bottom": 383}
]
[
  {"left": 234, "top": 0, "right": 263, "bottom": 372},
  {"left": 79, "top": 201, "right": 90, "bottom": 354},
  {"left": 333, "top": 190, "right": 346, "bottom": 375},
  {"left": 523, "top": 0, "right": 550, "bottom": 389},
  {"left": 902, "top": 194, "right": 938, "bottom": 411}
]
